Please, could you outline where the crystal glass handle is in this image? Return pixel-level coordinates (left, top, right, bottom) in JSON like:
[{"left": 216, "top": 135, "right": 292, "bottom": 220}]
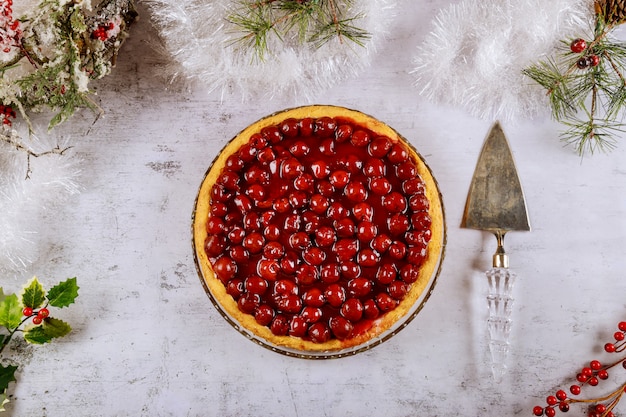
[{"left": 485, "top": 267, "right": 516, "bottom": 381}]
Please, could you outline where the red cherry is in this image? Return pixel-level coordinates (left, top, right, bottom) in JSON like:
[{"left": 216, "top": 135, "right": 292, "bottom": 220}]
[
  {"left": 294, "top": 173, "right": 314, "bottom": 191},
  {"left": 387, "top": 144, "right": 409, "bottom": 163},
  {"left": 376, "top": 263, "right": 397, "bottom": 285},
  {"left": 335, "top": 124, "right": 353, "bottom": 142},
  {"left": 317, "top": 180, "right": 335, "bottom": 197},
  {"left": 217, "top": 171, "right": 240, "bottom": 190},
  {"left": 257, "top": 259, "right": 280, "bottom": 281},
  {"left": 352, "top": 203, "right": 374, "bottom": 222},
  {"left": 314, "top": 117, "right": 337, "bottom": 136},
  {"left": 255, "top": 305, "right": 275, "bottom": 326},
  {"left": 339, "top": 261, "right": 361, "bottom": 280},
  {"left": 206, "top": 217, "right": 225, "bottom": 235},
  {"left": 296, "top": 264, "right": 318, "bottom": 285},
  {"left": 388, "top": 241, "right": 407, "bottom": 260},
  {"left": 327, "top": 202, "right": 349, "bottom": 220},
  {"left": 281, "top": 158, "right": 304, "bottom": 179},
  {"left": 396, "top": 161, "right": 417, "bottom": 180},
  {"left": 205, "top": 235, "right": 226, "bottom": 257},
  {"left": 357, "top": 249, "right": 380, "bottom": 267},
  {"left": 261, "top": 126, "right": 283, "bottom": 144},
  {"left": 303, "top": 247, "right": 326, "bottom": 266},
  {"left": 278, "top": 294, "right": 303, "bottom": 314},
  {"left": 388, "top": 281, "right": 408, "bottom": 300},
  {"left": 225, "top": 155, "right": 244, "bottom": 171},
  {"left": 284, "top": 213, "right": 302, "bottom": 232},
  {"left": 213, "top": 256, "right": 237, "bottom": 283},
  {"left": 263, "top": 241, "right": 285, "bottom": 259},
  {"left": 226, "top": 279, "right": 245, "bottom": 298},
  {"left": 280, "top": 118, "right": 300, "bottom": 138},
  {"left": 363, "top": 299, "right": 380, "bottom": 319},
  {"left": 334, "top": 239, "right": 359, "bottom": 262},
  {"left": 308, "top": 322, "right": 331, "bottom": 343},
  {"left": 403, "top": 178, "right": 425, "bottom": 195},
  {"left": 400, "top": 264, "right": 420, "bottom": 283},
  {"left": 238, "top": 293, "right": 261, "bottom": 314},
  {"left": 303, "top": 288, "right": 325, "bottom": 307},
  {"left": 319, "top": 138, "right": 336, "bottom": 156},
  {"left": 345, "top": 181, "right": 368, "bottom": 202},
  {"left": 350, "top": 130, "right": 370, "bottom": 147},
  {"left": 369, "top": 177, "right": 392, "bottom": 195},
  {"left": 300, "top": 306, "right": 322, "bottom": 323},
  {"left": 382, "top": 192, "right": 407, "bottom": 213},
  {"left": 325, "top": 284, "right": 346, "bottom": 307},
  {"left": 289, "top": 316, "right": 308, "bottom": 337},
  {"left": 320, "top": 263, "right": 341, "bottom": 283},
  {"left": 233, "top": 195, "right": 253, "bottom": 213},
  {"left": 280, "top": 252, "right": 300, "bottom": 275},
  {"left": 289, "top": 141, "right": 309, "bottom": 157},
  {"left": 335, "top": 218, "right": 356, "bottom": 238},
  {"left": 263, "top": 224, "right": 281, "bottom": 241},
  {"left": 310, "top": 194, "right": 330, "bottom": 214},
  {"left": 257, "top": 147, "right": 276, "bottom": 164},
  {"left": 570, "top": 38, "right": 587, "bottom": 53},
  {"left": 363, "top": 158, "right": 386, "bottom": 177},
  {"left": 356, "top": 221, "right": 378, "bottom": 242},
  {"left": 245, "top": 276, "right": 269, "bottom": 294},
  {"left": 368, "top": 136, "right": 392, "bottom": 158},
  {"left": 340, "top": 298, "right": 364, "bottom": 322},
  {"left": 329, "top": 316, "right": 354, "bottom": 340},
  {"left": 289, "top": 231, "right": 310, "bottom": 250},
  {"left": 299, "top": 118, "right": 315, "bottom": 136},
  {"left": 288, "top": 191, "right": 308, "bottom": 209},
  {"left": 376, "top": 293, "right": 398, "bottom": 312},
  {"left": 329, "top": 170, "right": 350, "bottom": 188},
  {"left": 388, "top": 213, "right": 410, "bottom": 236},
  {"left": 348, "top": 277, "right": 372, "bottom": 297},
  {"left": 238, "top": 143, "right": 257, "bottom": 162},
  {"left": 371, "top": 234, "right": 392, "bottom": 253},
  {"left": 243, "top": 232, "right": 265, "bottom": 254},
  {"left": 315, "top": 226, "right": 336, "bottom": 247},
  {"left": 310, "top": 160, "right": 330, "bottom": 179},
  {"left": 274, "top": 279, "right": 299, "bottom": 296},
  {"left": 270, "top": 314, "right": 290, "bottom": 335}
]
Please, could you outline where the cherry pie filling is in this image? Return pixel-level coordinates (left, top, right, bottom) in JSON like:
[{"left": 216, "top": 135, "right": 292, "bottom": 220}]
[{"left": 203, "top": 116, "right": 432, "bottom": 344}]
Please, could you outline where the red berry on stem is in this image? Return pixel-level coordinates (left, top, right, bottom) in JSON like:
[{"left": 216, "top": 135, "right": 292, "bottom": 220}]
[
  {"left": 32, "top": 316, "right": 43, "bottom": 325},
  {"left": 22, "top": 307, "right": 33, "bottom": 316},
  {"left": 618, "top": 321, "right": 626, "bottom": 332},
  {"left": 533, "top": 406, "right": 544, "bottom": 416},
  {"left": 570, "top": 385, "right": 581, "bottom": 395},
  {"left": 588, "top": 54, "right": 600, "bottom": 67},
  {"left": 37, "top": 308, "right": 49, "bottom": 318},
  {"left": 570, "top": 38, "right": 587, "bottom": 53},
  {"left": 605, "top": 342, "right": 616, "bottom": 353}
]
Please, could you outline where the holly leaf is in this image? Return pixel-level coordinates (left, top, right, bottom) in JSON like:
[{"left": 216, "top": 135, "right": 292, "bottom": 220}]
[
  {"left": 46, "top": 278, "right": 79, "bottom": 308},
  {"left": 24, "top": 318, "right": 72, "bottom": 344},
  {"left": 0, "top": 364, "right": 17, "bottom": 393},
  {"left": 0, "top": 294, "right": 22, "bottom": 330},
  {"left": 21, "top": 276, "right": 46, "bottom": 309}
]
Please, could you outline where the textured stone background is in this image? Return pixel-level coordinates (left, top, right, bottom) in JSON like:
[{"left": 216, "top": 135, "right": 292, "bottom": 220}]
[{"left": 3, "top": 1, "right": 626, "bottom": 416}]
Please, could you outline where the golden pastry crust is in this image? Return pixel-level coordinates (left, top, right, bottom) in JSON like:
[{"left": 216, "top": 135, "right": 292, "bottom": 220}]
[{"left": 192, "top": 105, "right": 444, "bottom": 355}]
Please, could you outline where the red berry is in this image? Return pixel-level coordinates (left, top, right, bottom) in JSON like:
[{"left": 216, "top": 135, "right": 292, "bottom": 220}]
[
  {"left": 320, "top": 263, "right": 341, "bottom": 284},
  {"left": 347, "top": 277, "right": 372, "bottom": 297},
  {"left": 303, "top": 288, "right": 325, "bottom": 307},
  {"left": 213, "top": 256, "right": 237, "bottom": 283},
  {"left": 32, "top": 316, "right": 43, "bottom": 325},
  {"left": 340, "top": 298, "right": 364, "bottom": 322},
  {"left": 368, "top": 137, "right": 392, "bottom": 158},
  {"left": 614, "top": 331, "right": 625, "bottom": 341},
  {"left": 289, "top": 316, "right": 308, "bottom": 337},
  {"left": 597, "top": 369, "right": 608, "bottom": 380},
  {"left": 544, "top": 407, "right": 555, "bottom": 417},
  {"left": 570, "top": 385, "right": 581, "bottom": 395},
  {"left": 588, "top": 376, "right": 599, "bottom": 386},
  {"left": 558, "top": 402, "right": 569, "bottom": 413},
  {"left": 310, "top": 160, "right": 330, "bottom": 179},
  {"left": 555, "top": 390, "right": 567, "bottom": 401},
  {"left": 363, "top": 299, "right": 380, "bottom": 319},
  {"left": 324, "top": 284, "right": 346, "bottom": 307},
  {"left": 369, "top": 177, "right": 392, "bottom": 195},
  {"left": 345, "top": 181, "right": 368, "bottom": 202},
  {"left": 300, "top": 306, "right": 323, "bottom": 323},
  {"left": 363, "top": 158, "right": 386, "bottom": 177},
  {"left": 238, "top": 293, "right": 261, "bottom": 314},
  {"left": 382, "top": 192, "right": 407, "bottom": 213},
  {"left": 350, "top": 130, "right": 370, "bottom": 147},
  {"left": 576, "top": 57, "right": 589, "bottom": 69},
  {"left": 618, "top": 321, "right": 626, "bottom": 332},
  {"left": 604, "top": 343, "right": 616, "bottom": 353},
  {"left": 329, "top": 170, "right": 350, "bottom": 188},
  {"left": 329, "top": 316, "right": 354, "bottom": 340},
  {"left": 570, "top": 38, "right": 587, "bottom": 53},
  {"left": 270, "top": 314, "right": 289, "bottom": 335},
  {"left": 533, "top": 406, "right": 544, "bottom": 416},
  {"left": 588, "top": 54, "right": 600, "bottom": 67},
  {"left": 546, "top": 396, "right": 558, "bottom": 406},
  {"left": 335, "top": 124, "right": 353, "bottom": 142},
  {"left": 308, "top": 322, "right": 331, "bottom": 343},
  {"left": 22, "top": 307, "right": 33, "bottom": 316},
  {"left": 589, "top": 360, "right": 602, "bottom": 370},
  {"left": 295, "top": 265, "right": 318, "bottom": 285},
  {"left": 37, "top": 308, "right": 49, "bottom": 319},
  {"left": 255, "top": 305, "right": 275, "bottom": 326}
]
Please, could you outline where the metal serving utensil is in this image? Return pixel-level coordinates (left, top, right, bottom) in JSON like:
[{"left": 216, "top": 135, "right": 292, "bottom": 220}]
[{"left": 461, "top": 122, "right": 531, "bottom": 381}]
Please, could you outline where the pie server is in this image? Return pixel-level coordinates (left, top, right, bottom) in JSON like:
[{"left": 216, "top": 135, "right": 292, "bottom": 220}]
[{"left": 461, "top": 122, "right": 531, "bottom": 381}]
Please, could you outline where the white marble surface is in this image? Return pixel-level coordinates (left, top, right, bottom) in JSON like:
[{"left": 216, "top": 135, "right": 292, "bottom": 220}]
[{"left": 3, "top": 1, "right": 626, "bottom": 416}]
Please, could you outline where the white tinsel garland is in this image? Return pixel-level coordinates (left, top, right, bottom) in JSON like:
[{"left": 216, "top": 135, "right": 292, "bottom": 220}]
[
  {"left": 0, "top": 130, "right": 81, "bottom": 277},
  {"left": 412, "top": 0, "right": 594, "bottom": 121},
  {"left": 146, "top": 0, "right": 396, "bottom": 101}
]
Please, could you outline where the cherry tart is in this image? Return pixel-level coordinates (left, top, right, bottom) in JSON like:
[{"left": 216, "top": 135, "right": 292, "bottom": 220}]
[{"left": 193, "top": 105, "right": 445, "bottom": 357}]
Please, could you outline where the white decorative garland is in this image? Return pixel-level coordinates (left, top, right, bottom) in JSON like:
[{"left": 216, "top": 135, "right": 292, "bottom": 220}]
[
  {"left": 412, "top": 0, "right": 594, "bottom": 121},
  {"left": 146, "top": 0, "right": 397, "bottom": 101}
]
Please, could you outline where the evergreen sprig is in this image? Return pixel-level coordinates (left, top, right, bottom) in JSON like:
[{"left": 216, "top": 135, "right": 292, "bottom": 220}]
[
  {"left": 523, "top": 13, "right": 626, "bottom": 155},
  {"left": 227, "top": 0, "right": 371, "bottom": 61}
]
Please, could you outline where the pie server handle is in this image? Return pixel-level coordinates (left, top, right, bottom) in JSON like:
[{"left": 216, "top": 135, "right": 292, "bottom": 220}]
[{"left": 485, "top": 266, "right": 516, "bottom": 382}]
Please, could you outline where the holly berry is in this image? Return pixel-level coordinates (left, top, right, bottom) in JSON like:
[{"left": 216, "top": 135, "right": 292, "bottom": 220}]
[
  {"left": 588, "top": 54, "right": 600, "bottom": 67},
  {"left": 570, "top": 38, "right": 587, "bottom": 53},
  {"left": 22, "top": 307, "right": 33, "bottom": 316},
  {"left": 37, "top": 308, "right": 49, "bottom": 319},
  {"left": 32, "top": 316, "right": 43, "bottom": 325}
]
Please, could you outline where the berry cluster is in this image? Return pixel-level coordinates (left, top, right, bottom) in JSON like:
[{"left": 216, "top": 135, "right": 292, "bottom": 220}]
[
  {"left": 0, "top": 104, "right": 15, "bottom": 126},
  {"left": 533, "top": 321, "right": 626, "bottom": 417},
  {"left": 0, "top": 0, "right": 22, "bottom": 54},
  {"left": 205, "top": 116, "right": 432, "bottom": 344},
  {"left": 22, "top": 306, "right": 49, "bottom": 325},
  {"left": 570, "top": 38, "right": 601, "bottom": 70},
  {"left": 91, "top": 21, "right": 116, "bottom": 41}
]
